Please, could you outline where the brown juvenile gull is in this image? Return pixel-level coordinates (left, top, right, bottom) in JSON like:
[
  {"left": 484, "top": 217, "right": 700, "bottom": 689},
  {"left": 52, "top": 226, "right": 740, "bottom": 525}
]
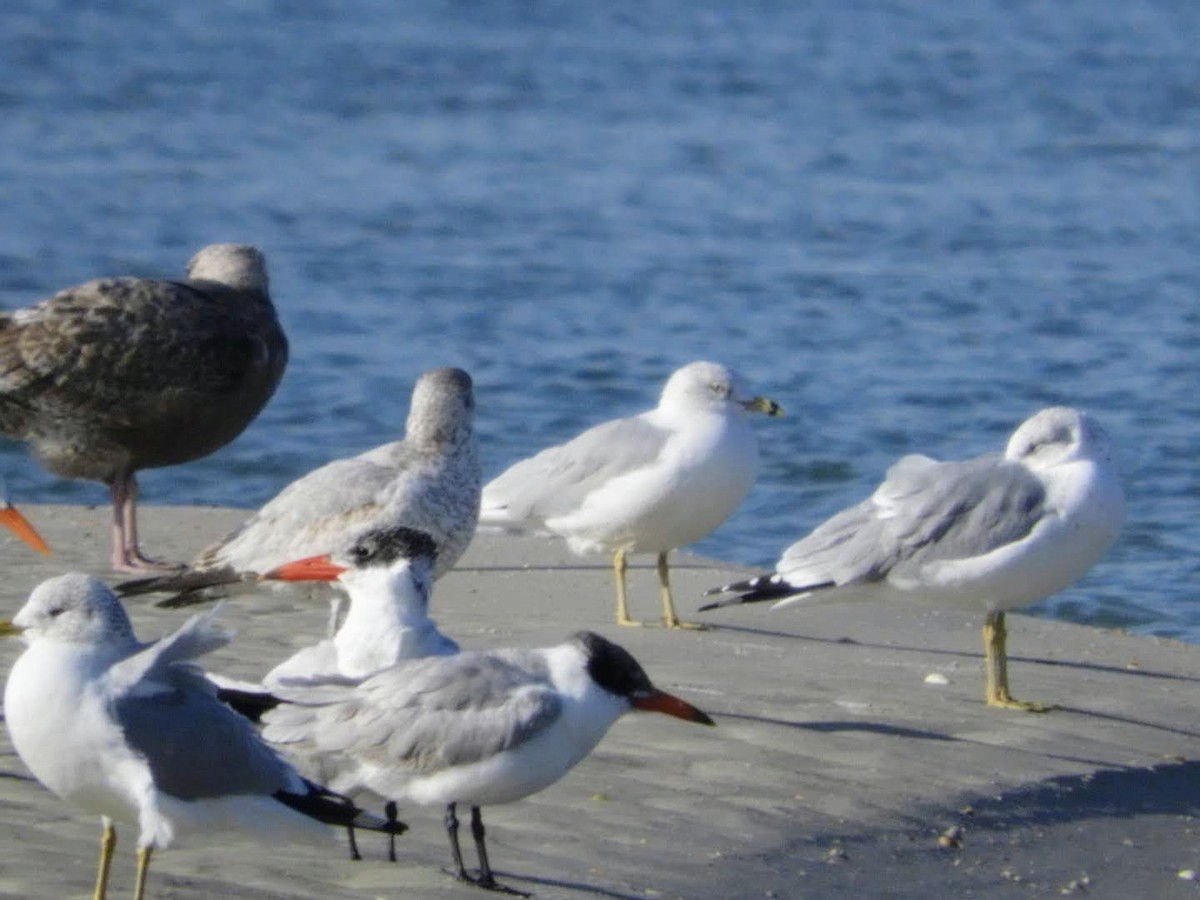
[
  {"left": 480, "top": 360, "right": 782, "bottom": 629},
  {"left": 118, "top": 367, "right": 480, "bottom": 625},
  {"left": 0, "top": 243, "right": 288, "bottom": 571},
  {"left": 0, "top": 574, "right": 406, "bottom": 900},
  {"left": 701, "top": 407, "right": 1125, "bottom": 711}
]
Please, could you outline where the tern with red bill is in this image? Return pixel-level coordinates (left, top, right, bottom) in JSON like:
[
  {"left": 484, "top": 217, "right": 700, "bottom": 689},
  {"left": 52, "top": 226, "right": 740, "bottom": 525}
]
[
  {"left": 260, "top": 525, "right": 459, "bottom": 688},
  {"left": 262, "top": 630, "right": 714, "bottom": 892}
]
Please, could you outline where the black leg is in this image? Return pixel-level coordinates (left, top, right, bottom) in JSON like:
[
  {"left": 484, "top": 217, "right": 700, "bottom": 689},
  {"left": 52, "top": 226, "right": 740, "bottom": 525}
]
[
  {"left": 470, "top": 806, "right": 495, "bottom": 887},
  {"left": 446, "top": 802, "right": 470, "bottom": 881},
  {"left": 385, "top": 801, "right": 399, "bottom": 863},
  {"left": 345, "top": 824, "right": 362, "bottom": 861}
]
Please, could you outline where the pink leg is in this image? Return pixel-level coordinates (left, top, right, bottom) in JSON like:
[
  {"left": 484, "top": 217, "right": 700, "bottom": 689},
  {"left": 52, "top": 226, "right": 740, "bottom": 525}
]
[{"left": 109, "top": 474, "right": 179, "bottom": 572}]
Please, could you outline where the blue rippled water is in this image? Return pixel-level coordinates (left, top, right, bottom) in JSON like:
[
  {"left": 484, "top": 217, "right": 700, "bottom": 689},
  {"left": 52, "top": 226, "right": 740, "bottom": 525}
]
[{"left": 0, "top": 1, "right": 1196, "bottom": 638}]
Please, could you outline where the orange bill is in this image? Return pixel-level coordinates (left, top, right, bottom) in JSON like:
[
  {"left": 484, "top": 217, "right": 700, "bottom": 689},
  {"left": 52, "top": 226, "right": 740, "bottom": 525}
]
[
  {"left": 261, "top": 554, "right": 347, "bottom": 582},
  {"left": 631, "top": 688, "right": 715, "bottom": 726},
  {"left": 0, "top": 504, "right": 51, "bottom": 556}
]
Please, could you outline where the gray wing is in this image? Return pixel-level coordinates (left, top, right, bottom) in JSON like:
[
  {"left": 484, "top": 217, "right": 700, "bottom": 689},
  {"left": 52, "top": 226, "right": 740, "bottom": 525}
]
[
  {"left": 195, "top": 442, "right": 411, "bottom": 567},
  {"left": 482, "top": 416, "right": 670, "bottom": 524},
  {"left": 109, "top": 612, "right": 297, "bottom": 800},
  {"left": 264, "top": 650, "right": 562, "bottom": 774},
  {"left": 779, "top": 453, "right": 1046, "bottom": 587}
]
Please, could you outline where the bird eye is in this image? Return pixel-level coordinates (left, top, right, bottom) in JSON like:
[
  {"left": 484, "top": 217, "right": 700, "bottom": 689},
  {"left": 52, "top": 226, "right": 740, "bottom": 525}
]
[
  {"left": 47, "top": 606, "right": 64, "bottom": 618},
  {"left": 351, "top": 544, "right": 371, "bottom": 562}
]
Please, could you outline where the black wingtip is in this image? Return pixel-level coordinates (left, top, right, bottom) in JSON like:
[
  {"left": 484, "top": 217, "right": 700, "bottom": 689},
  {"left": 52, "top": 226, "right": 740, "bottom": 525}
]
[
  {"left": 275, "top": 782, "right": 408, "bottom": 836},
  {"left": 218, "top": 686, "right": 284, "bottom": 723},
  {"left": 699, "top": 575, "right": 831, "bottom": 612}
]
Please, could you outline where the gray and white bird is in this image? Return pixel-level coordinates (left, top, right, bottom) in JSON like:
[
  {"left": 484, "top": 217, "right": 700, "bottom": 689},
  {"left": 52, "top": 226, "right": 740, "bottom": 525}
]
[
  {"left": 118, "top": 367, "right": 479, "bottom": 623},
  {"left": 262, "top": 630, "right": 714, "bottom": 892},
  {"left": 480, "top": 361, "right": 782, "bottom": 629},
  {"left": 701, "top": 407, "right": 1125, "bottom": 711},
  {"left": 260, "top": 525, "right": 459, "bottom": 687},
  {"left": 0, "top": 574, "right": 406, "bottom": 900},
  {"left": 0, "top": 244, "right": 287, "bottom": 571}
]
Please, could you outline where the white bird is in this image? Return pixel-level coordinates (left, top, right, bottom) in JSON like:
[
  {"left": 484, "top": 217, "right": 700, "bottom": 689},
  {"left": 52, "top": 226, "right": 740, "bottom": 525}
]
[
  {"left": 261, "top": 525, "right": 459, "bottom": 688},
  {"left": 0, "top": 244, "right": 288, "bottom": 571},
  {"left": 210, "top": 524, "right": 459, "bottom": 862},
  {"left": 117, "top": 367, "right": 479, "bottom": 623},
  {"left": 480, "top": 361, "right": 782, "bottom": 629},
  {"left": 701, "top": 407, "right": 1126, "bottom": 711},
  {"left": 0, "top": 574, "right": 406, "bottom": 900},
  {"left": 262, "top": 630, "right": 714, "bottom": 892}
]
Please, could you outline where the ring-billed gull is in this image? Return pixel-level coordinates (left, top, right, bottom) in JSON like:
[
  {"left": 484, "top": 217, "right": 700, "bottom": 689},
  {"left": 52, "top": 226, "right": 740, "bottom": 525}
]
[
  {"left": 0, "top": 573, "right": 406, "bottom": 899},
  {"left": 117, "top": 367, "right": 479, "bottom": 629},
  {"left": 0, "top": 244, "right": 288, "bottom": 571},
  {"left": 262, "top": 631, "right": 714, "bottom": 892},
  {"left": 481, "top": 360, "right": 782, "bottom": 629},
  {"left": 701, "top": 407, "right": 1125, "bottom": 711}
]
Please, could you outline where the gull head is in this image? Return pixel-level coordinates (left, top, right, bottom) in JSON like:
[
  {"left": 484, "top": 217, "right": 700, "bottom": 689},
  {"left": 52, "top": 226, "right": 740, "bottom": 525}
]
[
  {"left": 660, "top": 361, "right": 783, "bottom": 418},
  {"left": 407, "top": 367, "right": 476, "bottom": 447},
  {"left": 3, "top": 573, "right": 136, "bottom": 647},
  {"left": 186, "top": 243, "right": 270, "bottom": 293},
  {"left": 1005, "top": 407, "right": 1114, "bottom": 471}
]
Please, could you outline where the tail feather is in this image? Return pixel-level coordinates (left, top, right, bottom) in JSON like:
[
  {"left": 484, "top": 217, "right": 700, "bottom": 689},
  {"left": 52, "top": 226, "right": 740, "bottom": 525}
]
[
  {"left": 698, "top": 573, "right": 834, "bottom": 611},
  {"left": 116, "top": 565, "right": 252, "bottom": 602},
  {"left": 275, "top": 781, "right": 408, "bottom": 836}
]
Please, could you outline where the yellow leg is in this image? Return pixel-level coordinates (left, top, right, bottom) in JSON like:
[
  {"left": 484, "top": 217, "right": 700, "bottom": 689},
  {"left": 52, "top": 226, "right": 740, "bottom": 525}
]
[
  {"left": 657, "top": 552, "right": 706, "bottom": 630},
  {"left": 133, "top": 845, "right": 153, "bottom": 900},
  {"left": 613, "top": 549, "right": 646, "bottom": 627},
  {"left": 983, "top": 611, "right": 1048, "bottom": 712},
  {"left": 94, "top": 820, "right": 116, "bottom": 900}
]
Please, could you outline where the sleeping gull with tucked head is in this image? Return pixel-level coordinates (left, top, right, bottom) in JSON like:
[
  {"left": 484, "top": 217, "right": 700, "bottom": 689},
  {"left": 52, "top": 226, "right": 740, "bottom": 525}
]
[
  {"left": 0, "top": 574, "right": 406, "bottom": 900},
  {"left": 481, "top": 360, "right": 782, "bottom": 629},
  {"left": 701, "top": 406, "right": 1125, "bottom": 711}
]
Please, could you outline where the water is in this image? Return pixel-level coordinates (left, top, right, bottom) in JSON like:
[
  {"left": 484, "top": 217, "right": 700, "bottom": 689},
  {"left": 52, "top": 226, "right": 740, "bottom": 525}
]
[{"left": 0, "top": 1, "right": 1195, "bottom": 639}]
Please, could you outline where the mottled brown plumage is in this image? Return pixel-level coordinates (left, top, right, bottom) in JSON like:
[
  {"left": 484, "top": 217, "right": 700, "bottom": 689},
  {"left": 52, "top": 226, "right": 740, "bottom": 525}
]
[{"left": 0, "top": 244, "right": 288, "bottom": 570}]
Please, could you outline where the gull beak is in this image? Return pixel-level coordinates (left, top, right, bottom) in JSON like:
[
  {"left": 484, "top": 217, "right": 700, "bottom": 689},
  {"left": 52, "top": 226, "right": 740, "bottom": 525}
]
[
  {"left": 742, "top": 395, "right": 784, "bottom": 417},
  {"left": 261, "top": 554, "right": 347, "bottom": 582},
  {"left": 0, "top": 503, "right": 51, "bottom": 556},
  {"left": 0, "top": 619, "right": 25, "bottom": 638},
  {"left": 631, "top": 688, "right": 715, "bottom": 726}
]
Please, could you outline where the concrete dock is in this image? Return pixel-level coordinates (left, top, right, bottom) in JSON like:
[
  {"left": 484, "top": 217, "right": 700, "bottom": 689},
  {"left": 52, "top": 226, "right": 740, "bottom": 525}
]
[{"left": 0, "top": 505, "right": 1195, "bottom": 899}]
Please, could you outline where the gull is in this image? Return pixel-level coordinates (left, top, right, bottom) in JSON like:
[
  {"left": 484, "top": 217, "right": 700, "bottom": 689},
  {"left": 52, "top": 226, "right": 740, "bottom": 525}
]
[
  {"left": 0, "top": 244, "right": 288, "bottom": 571},
  {"left": 117, "top": 367, "right": 479, "bottom": 624},
  {"left": 0, "top": 574, "right": 407, "bottom": 900},
  {"left": 480, "top": 360, "right": 781, "bottom": 629},
  {"left": 262, "top": 631, "right": 715, "bottom": 892},
  {"left": 700, "top": 407, "right": 1125, "bottom": 711}
]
